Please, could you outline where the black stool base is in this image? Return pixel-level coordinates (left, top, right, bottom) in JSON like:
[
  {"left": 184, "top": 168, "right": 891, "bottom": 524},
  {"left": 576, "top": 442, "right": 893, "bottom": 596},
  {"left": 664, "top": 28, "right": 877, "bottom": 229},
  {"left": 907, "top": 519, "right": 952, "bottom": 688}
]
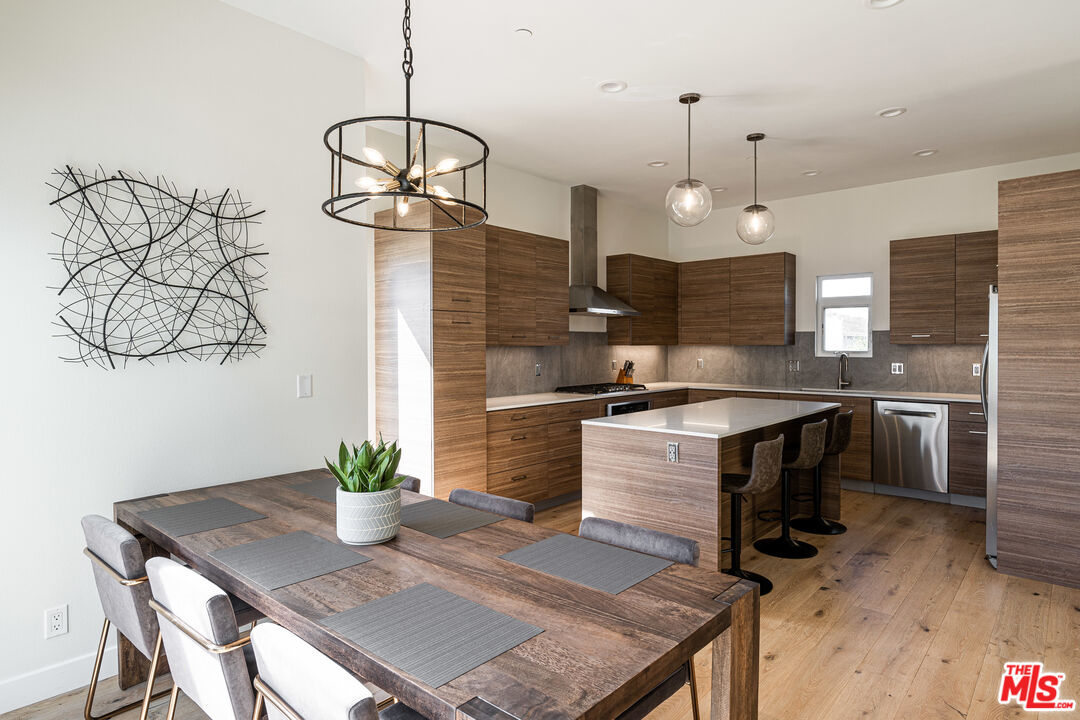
[
  {"left": 754, "top": 535, "right": 818, "bottom": 559},
  {"left": 790, "top": 515, "right": 847, "bottom": 535},
  {"left": 723, "top": 567, "right": 773, "bottom": 596}
]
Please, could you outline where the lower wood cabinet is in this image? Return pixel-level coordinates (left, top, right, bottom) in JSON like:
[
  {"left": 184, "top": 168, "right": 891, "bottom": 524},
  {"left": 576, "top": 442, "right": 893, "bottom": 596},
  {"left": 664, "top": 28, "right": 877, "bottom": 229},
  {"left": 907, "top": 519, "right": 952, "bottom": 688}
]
[
  {"left": 818, "top": 395, "right": 873, "bottom": 483},
  {"left": 949, "top": 402, "right": 987, "bottom": 497},
  {"left": 644, "top": 390, "right": 690, "bottom": 409},
  {"left": 688, "top": 389, "right": 736, "bottom": 402}
]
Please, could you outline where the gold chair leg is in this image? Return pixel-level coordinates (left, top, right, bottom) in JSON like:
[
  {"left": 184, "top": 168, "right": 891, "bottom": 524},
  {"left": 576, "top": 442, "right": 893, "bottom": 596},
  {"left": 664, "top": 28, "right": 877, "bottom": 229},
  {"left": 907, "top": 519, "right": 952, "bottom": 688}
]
[
  {"left": 164, "top": 685, "right": 180, "bottom": 720},
  {"left": 83, "top": 620, "right": 172, "bottom": 720},
  {"left": 138, "top": 632, "right": 166, "bottom": 720},
  {"left": 83, "top": 619, "right": 111, "bottom": 720},
  {"left": 687, "top": 658, "right": 702, "bottom": 720},
  {"left": 252, "top": 689, "right": 265, "bottom": 720}
]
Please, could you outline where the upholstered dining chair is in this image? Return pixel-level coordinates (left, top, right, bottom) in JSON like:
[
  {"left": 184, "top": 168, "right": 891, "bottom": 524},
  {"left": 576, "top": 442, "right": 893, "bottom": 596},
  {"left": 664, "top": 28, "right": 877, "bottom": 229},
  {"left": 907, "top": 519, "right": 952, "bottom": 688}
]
[
  {"left": 80, "top": 515, "right": 172, "bottom": 720},
  {"left": 249, "top": 622, "right": 426, "bottom": 720},
  {"left": 447, "top": 488, "right": 534, "bottom": 523},
  {"left": 145, "top": 557, "right": 258, "bottom": 720},
  {"left": 577, "top": 517, "right": 702, "bottom": 720},
  {"left": 397, "top": 476, "right": 421, "bottom": 494}
]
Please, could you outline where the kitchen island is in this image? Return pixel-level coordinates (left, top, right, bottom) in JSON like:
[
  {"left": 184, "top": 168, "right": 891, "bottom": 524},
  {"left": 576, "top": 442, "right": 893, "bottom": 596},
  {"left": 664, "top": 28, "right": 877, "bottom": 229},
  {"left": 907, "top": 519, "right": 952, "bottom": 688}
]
[{"left": 581, "top": 397, "right": 840, "bottom": 571}]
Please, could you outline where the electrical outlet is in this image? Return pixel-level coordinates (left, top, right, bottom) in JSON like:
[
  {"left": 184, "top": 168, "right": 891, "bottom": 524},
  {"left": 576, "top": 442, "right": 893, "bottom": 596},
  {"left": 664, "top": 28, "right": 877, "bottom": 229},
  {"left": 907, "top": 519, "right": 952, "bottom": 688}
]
[
  {"left": 296, "top": 374, "right": 313, "bottom": 398},
  {"left": 787, "top": 360, "right": 801, "bottom": 372},
  {"left": 535, "top": 362, "right": 542, "bottom": 377},
  {"left": 611, "top": 360, "right": 617, "bottom": 371},
  {"left": 697, "top": 358, "right": 704, "bottom": 369},
  {"left": 891, "top": 362, "right": 904, "bottom": 375},
  {"left": 44, "top": 605, "right": 67, "bottom": 639},
  {"left": 666, "top": 442, "right": 679, "bottom": 463},
  {"left": 972, "top": 363, "right": 981, "bottom": 377}
]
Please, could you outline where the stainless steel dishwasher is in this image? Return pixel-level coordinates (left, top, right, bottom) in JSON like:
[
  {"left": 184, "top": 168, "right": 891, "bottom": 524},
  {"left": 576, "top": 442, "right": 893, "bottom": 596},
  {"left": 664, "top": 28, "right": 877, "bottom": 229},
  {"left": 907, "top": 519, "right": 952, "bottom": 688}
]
[{"left": 873, "top": 400, "right": 949, "bottom": 493}]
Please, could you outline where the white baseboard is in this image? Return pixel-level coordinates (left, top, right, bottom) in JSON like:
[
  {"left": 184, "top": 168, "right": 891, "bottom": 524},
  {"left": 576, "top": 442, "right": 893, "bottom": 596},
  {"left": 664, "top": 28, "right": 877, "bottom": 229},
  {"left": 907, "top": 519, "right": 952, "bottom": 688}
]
[{"left": 0, "top": 642, "right": 116, "bottom": 714}]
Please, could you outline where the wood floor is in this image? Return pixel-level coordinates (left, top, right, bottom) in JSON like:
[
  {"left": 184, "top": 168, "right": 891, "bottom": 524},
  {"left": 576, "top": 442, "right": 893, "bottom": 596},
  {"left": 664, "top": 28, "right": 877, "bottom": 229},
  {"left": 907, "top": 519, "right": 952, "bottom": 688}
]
[{"left": 8, "top": 490, "right": 1078, "bottom": 720}]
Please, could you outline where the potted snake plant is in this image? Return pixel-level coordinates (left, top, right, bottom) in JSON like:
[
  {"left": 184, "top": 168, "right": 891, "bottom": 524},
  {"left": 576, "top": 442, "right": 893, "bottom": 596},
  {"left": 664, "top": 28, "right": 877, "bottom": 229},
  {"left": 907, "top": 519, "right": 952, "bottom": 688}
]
[{"left": 325, "top": 438, "right": 407, "bottom": 545}]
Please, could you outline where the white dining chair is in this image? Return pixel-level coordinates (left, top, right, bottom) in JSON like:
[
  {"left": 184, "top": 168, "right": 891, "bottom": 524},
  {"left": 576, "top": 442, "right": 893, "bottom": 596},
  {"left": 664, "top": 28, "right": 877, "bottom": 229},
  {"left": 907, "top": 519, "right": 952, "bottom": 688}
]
[{"left": 250, "top": 622, "right": 426, "bottom": 720}]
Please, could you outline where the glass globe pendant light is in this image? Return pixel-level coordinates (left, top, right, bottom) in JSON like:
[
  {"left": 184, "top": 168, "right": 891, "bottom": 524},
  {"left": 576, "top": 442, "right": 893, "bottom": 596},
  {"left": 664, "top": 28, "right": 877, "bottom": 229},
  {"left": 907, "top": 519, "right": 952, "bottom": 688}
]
[
  {"left": 736, "top": 132, "right": 774, "bottom": 245},
  {"left": 665, "top": 93, "right": 712, "bottom": 227}
]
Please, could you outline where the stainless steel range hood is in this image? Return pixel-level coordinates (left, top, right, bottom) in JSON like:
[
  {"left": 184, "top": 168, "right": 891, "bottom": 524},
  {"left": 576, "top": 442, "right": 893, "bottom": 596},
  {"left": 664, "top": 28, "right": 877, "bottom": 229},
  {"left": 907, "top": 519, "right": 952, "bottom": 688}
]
[{"left": 569, "top": 184, "right": 641, "bottom": 316}]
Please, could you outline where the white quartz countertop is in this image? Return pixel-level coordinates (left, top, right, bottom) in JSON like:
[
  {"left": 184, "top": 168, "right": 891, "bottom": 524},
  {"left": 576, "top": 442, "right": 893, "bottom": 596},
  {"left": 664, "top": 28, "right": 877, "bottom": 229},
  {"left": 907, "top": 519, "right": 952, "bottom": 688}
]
[
  {"left": 486, "top": 381, "right": 980, "bottom": 412},
  {"left": 581, "top": 397, "right": 841, "bottom": 439}
]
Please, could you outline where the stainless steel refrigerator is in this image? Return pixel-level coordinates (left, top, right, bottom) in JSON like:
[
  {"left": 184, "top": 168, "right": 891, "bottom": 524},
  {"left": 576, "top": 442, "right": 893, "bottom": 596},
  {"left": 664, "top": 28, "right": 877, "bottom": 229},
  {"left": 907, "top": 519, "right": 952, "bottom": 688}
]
[{"left": 983, "top": 284, "right": 999, "bottom": 568}]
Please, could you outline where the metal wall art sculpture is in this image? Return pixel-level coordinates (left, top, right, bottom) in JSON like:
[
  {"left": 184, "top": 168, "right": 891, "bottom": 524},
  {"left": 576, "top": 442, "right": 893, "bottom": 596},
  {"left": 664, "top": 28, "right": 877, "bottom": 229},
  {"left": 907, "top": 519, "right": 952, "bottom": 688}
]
[{"left": 48, "top": 166, "right": 267, "bottom": 368}]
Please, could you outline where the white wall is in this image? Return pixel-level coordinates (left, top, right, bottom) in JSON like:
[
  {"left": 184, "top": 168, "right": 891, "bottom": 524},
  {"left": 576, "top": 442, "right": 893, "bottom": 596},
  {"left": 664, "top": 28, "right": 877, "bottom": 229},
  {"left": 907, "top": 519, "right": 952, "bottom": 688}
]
[
  {"left": 669, "top": 152, "right": 1080, "bottom": 331},
  {"left": 0, "top": 0, "right": 369, "bottom": 711}
]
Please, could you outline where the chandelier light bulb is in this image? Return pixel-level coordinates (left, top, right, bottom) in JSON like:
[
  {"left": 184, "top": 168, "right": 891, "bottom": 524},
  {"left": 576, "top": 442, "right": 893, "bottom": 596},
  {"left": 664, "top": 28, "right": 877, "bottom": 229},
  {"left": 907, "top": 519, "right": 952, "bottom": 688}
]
[
  {"left": 362, "top": 146, "right": 386, "bottom": 167},
  {"left": 355, "top": 176, "right": 377, "bottom": 189},
  {"left": 434, "top": 158, "right": 459, "bottom": 173},
  {"left": 408, "top": 164, "right": 423, "bottom": 180},
  {"left": 396, "top": 196, "right": 409, "bottom": 217}
]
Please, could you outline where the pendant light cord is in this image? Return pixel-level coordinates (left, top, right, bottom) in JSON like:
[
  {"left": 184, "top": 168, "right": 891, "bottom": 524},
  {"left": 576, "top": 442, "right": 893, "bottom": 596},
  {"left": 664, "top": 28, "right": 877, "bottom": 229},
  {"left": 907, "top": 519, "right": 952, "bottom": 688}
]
[
  {"left": 686, "top": 101, "right": 692, "bottom": 183},
  {"left": 753, "top": 138, "right": 758, "bottom": 206},
  {"left": 402, "top": 0, "right": 413, "bottom": 117}
]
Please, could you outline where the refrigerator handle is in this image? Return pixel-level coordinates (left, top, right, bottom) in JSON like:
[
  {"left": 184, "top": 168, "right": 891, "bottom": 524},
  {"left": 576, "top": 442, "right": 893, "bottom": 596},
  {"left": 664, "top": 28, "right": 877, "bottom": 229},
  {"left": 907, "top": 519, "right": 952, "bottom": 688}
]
[{"left": 980, "top": 340, "right": 990, "bottom": 418}]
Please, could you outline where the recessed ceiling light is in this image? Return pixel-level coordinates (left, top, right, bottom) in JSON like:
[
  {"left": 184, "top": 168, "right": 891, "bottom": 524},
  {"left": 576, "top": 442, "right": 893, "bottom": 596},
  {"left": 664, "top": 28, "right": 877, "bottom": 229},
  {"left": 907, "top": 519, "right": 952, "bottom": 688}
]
[
  {"left": 598, "top": 80, "right": 628, "bottom": 94},
  {"left": 914, "top": 148, "right": 938, "bottom": 157},
  {"left": 865, "top": 0, "right": 904, "bottom": 8},
  {"left": 709, "top": 186, "right": 726, "bottom": 192},
  {"left": 802, "top": 170, "right": 822, "bottom": 177},
  {"left": 648, "top": 160, "right": 668, "bottom": 168},
  {"left": 514, "top": 28, "right": 533, "bottom": 38},
  {"left": 876, "top": 106, "right": 907, "bottom": 118}
]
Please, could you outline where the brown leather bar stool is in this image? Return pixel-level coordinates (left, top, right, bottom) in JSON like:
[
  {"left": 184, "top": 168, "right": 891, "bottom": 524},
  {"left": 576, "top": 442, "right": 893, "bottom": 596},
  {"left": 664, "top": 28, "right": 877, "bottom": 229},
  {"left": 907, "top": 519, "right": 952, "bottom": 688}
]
[
  {"left": 791, "top": 410, "right": 853, "bottom": 535},
  {"left": 721, "top": 435, "right": 785, "bottom": 595},
  {"left": 754, "top": 419, "right": 828, "bottom": 559}
]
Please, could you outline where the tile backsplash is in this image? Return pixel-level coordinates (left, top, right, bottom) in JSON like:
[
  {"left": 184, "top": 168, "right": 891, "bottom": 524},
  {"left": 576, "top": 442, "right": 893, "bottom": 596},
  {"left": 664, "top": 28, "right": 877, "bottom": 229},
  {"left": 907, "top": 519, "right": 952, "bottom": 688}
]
[{"left": 487, "top": 330, "right": 983, "bottom": 397}]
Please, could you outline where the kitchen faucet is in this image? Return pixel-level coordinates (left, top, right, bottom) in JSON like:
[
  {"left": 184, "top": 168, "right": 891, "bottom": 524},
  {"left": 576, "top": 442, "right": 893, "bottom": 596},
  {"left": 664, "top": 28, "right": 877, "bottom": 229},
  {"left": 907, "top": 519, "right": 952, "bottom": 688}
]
[{"left": 837, "top": 352, "right": 851, "bottom": 390}]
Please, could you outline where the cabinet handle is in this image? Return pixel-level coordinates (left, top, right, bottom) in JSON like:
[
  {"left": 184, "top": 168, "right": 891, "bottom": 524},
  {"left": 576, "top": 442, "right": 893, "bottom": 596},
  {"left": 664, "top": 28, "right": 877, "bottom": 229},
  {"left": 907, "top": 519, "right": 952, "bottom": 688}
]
[
  {"left": 979, "top": 333, "right": 989, "bottom": 337},
  {"left": 510, "top": 414, "right": 527, "bottom": 421},
  {"left": 512, "top": 334, "right": 527, "bottom": 338},
  {"left": 452, "top": 297, "right": 472, "bottom": 303},
  {"left": 968, "top": 430, "right": 988, "bottom": 435},
  {"left": 911, "top": 333, "right": 931, "bottom": 338},
  {"left": 511, "top": 474, "right": 528, "bottom": 481},
  {"left": 451, "top": 319, "right": 472, "bottom": 325},
  {"left": 968, "top": 411, "right": 985, "bottom": 417},
  {"left": 511, "top": 435, "right": 527, "bottom": 441}
]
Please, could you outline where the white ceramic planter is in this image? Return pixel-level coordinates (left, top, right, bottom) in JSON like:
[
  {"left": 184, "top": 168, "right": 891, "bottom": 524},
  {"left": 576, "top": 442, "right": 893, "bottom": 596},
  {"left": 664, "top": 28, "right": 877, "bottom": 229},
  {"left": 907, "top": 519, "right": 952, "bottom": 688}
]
[{"left": 336, "top": 486, "right": 401, "bottom": 545}]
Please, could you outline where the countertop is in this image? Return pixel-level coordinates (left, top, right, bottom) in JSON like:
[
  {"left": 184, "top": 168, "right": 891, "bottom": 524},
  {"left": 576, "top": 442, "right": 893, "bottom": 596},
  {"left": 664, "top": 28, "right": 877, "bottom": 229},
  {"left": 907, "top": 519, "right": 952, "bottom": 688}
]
[
  {"left": 486, "top": 381, "right": 981, "bottom": 411},
  {"left": 581, "top": 397, "right": 842, "bottom": 439}
]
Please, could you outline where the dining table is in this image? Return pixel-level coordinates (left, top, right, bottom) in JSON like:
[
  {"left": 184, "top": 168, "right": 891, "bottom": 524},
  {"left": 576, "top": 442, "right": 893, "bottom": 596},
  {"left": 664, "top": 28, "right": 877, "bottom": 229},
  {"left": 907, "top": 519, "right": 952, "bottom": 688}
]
[{"left": 112, "top": 469, "right": 760, "bottom": 720}]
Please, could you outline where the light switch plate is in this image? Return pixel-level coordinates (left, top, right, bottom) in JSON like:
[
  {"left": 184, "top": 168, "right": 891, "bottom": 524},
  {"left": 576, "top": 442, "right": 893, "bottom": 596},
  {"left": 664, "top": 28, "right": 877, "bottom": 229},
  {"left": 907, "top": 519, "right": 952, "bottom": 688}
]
[
  {"left": 697, "top": 358, "right": 704, "bottom": 369},
  {"left": 891, "top": 363, "right": 904, "bottom": 375},
  {"left": 296, "top": 374, "right": 313, "bottom": 398},
  {"left": 972, "top": 363, "right": 981, "bottom": 377},
  {"left": 667, "top": 442, "right": 679, "bottom": 463}
]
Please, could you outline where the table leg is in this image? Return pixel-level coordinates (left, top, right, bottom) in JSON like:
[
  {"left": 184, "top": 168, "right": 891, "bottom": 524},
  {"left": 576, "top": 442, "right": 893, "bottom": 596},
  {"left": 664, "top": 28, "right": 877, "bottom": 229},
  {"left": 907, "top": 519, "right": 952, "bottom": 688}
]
[
  {"left": 712, "top": 581, "right": 759, "bottom": 720},
  {"left": 116, "top": 522, "right": 170, "bottom": 689}
]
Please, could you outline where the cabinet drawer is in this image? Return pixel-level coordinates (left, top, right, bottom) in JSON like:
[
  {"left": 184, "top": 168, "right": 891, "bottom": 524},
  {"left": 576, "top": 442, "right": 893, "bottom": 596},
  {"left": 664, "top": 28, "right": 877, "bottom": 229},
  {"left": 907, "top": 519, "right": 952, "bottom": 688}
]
[
  {"left": 487, "top": 463, "right": 548, "bottom": 503},
  {"left": 487, "top": 406, "right": 549, "bottom": 432},
  {"left": 546, "top": 400, "right": 601, "bottom": 424},
  {"left": 547, "top": 419, "right": 583, "bottom": 460},
  {"left": 949, "top": 423, "right": 987, "bottom": 497},
  {"left": 432, "top": 231, "right": 485, "bottom": 312},
  {"left": 644, "top": 390, "right": 689, "bottom": 409},
  {"left": 688, "top": 389, "right": 736, "bottom": 403},
  {"left": 547, "top": 457, "right": 582, "bottom": 498},
  {"left": 737, "top": 391, "right": 778, "bottom": 400},
  {"left": 950, "top": 402, "right": 986, "bottom": 425},
  {"left": 486, "top": 426, "right": 548, "bottom": 473}
]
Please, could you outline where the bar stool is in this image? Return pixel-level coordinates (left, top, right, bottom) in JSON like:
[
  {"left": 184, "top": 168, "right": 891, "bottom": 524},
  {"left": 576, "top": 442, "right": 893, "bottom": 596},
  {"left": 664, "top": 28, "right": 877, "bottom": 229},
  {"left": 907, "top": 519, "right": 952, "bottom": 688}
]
[
  {"left": 721, "top": 435, "right": 784, "bottom": 596},
  {"left": 791, "top": 410, "right": 853, "bottom": 535},
  {"left": 753, "top": 419, "right": 828, "bottom": 559}
]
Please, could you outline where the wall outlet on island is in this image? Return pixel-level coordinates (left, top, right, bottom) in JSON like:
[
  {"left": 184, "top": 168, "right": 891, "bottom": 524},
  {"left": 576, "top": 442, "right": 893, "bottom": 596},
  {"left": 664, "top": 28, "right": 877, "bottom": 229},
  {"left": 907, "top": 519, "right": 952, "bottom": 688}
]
[
  {"left": 972, "top": 363, "right": 981, "bottom": 377},
  {"left": 891, "top": 362, "right": 904, "bottom": 375},
  {"left": 666, "top": 442, "right": 679, "bottom": 463}
]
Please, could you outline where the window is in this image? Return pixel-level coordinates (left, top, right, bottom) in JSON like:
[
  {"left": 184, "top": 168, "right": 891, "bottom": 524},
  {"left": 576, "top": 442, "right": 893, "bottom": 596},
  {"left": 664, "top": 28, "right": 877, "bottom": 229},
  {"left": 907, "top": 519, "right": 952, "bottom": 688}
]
[{"left": 816, "top": 273, "right": 873, "bottom": 357}]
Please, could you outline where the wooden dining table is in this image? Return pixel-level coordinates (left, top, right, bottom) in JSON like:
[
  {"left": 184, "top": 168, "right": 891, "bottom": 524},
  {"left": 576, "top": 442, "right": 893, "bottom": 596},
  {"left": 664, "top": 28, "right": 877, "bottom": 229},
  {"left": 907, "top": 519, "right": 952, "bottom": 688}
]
[{"left": 113, "top": 470, "right": 759, "bottom": 720}]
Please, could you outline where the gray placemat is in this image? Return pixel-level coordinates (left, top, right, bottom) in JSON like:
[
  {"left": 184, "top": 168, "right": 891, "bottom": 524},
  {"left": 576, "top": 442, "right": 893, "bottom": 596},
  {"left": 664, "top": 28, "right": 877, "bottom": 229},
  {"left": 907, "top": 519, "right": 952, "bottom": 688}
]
[
  {"left": 321, "top": 583, "right": 542, "bottom": 688},
  {"left": 210, "top": 531, "right": 371, "bottom": 590},
  {"left": 290, "top": 476, "right": 338, "bottom": 503},
  {"left": 400, "top": 498, "right": 503, "bottom": 539},
  {"left": 500, "top": 533, "right": 672, "bottom": 594},
  {"left": 137, "top": 498, "right": 266, "bottom": 537}
]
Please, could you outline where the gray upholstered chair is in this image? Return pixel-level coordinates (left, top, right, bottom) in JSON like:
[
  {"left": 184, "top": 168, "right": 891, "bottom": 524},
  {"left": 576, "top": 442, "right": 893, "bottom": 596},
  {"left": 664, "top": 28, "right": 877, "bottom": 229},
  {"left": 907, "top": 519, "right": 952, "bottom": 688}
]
[
  {"left": 448, "top": 488, "right": 534, "bottom": 523},
  {"left": 791, "top": 410, "right": 852, "bottom": 536},
  {"left": 754, "top": 419, "right": 828, "bottom": 559},
  {"left": 81, "top": 515, "right": 171, "bottom": 720},
  {"left": 397, "top": 476, "right": 421, "bottom": 494},
  {"left": 146, "top": 557, "right": 257, "bottom": 720},
  {"left": 720, "top": 435, "right": 784, "bottom": 595},
  {"left": 250, "top": 622, "right": 427, "bottom": 720},
  {"left": 576, "top": 517, "right": 701, "bottom": 720}
]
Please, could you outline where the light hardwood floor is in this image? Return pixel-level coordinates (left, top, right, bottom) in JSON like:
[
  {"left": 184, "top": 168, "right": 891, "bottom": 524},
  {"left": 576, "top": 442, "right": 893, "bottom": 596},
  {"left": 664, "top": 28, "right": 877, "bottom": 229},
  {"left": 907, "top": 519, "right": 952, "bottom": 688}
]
[{"left": 8, "top": 490, "right": 1078, "bottom": 720}]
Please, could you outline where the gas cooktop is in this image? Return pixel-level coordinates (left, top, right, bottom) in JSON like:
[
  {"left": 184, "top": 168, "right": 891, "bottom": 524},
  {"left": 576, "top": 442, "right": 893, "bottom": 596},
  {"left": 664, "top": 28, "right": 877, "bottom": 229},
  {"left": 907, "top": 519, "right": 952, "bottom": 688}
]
[{"left": 554, "top": 383, "right": 648, "bottom": 395}]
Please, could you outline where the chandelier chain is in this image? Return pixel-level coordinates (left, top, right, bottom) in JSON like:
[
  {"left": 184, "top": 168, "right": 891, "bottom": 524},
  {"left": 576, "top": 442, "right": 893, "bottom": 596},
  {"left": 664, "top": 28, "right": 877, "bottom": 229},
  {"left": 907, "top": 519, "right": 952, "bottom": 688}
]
[{"left": 402, "top": 0, "right": 413, "bottom": 79}]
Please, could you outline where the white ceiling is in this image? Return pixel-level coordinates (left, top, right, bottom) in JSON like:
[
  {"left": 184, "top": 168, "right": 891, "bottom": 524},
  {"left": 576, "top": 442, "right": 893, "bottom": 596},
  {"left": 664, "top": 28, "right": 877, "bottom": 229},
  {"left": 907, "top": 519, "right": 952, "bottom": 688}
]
[{"left": 220, "top": 0, "right": 1080, "bottom": 208}]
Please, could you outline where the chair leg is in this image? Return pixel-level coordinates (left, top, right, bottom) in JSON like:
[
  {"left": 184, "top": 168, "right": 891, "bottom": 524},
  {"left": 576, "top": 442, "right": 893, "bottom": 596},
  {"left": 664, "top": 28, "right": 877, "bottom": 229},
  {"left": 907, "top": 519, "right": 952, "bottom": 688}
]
[
  {"left": 790, "top": 462, "right": 848, "bottom": 535},
  {"left": 165, "top": 686, "right": 180, "bottom": 720},
  {"left": 138, "top": 632, "right": 169, "bottom": 720},
  {"left": 687, "top": 659, "right": 701, "bottom": 720},
  {"left": 83, "top": 619, "right": 110, "bottom": 720},
  {"left": 252, "top": 689, "right": 265, "bottom": 720},
  {"left": 84, "top": 620, "right": 172, "bottom": 720},
  {"left": 723, "top": 494, "right": 774, "bottom": 595},
  {"left": 753, "top": 470, "right": 818, "bottom": 559}
]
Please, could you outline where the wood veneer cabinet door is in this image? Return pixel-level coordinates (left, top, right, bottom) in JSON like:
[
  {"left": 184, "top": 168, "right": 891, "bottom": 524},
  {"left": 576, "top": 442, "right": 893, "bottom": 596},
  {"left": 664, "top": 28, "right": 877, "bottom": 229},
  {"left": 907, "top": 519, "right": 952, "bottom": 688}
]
[
  {"left": 818, "top": 395, "right": 872, "bottom": 483},
  {"left": 605, "top": 255, "right": 632, "bottom": 345},
  {"left": 688, "top": 389, "right": 737, "bottom": 402},
  {"left": 485, "top": 226, "right": 500, "bottom": 345},
  {"left": 954, "top": 230, "right": 998, "bottom": 344},
  {"left": 729, "top": 252, "right": 796, "bottom": 346},
  {"left": 889, "top": 235, "right": 956, "bottom": 344},
  {"left": 496, "top": 228, "right": 537, "bottom": 345},
  {"left": 535, "top": 236, "right": 570, "bottom": 345},
  {"left": 679, "top": 258, "right": 730, "bottom": 345},
  {"left": 605, "top": 254, "right": 679, "bottom": 345},
  {"left": 997, "top": 168, "right": 1080, "bottom": 587}
]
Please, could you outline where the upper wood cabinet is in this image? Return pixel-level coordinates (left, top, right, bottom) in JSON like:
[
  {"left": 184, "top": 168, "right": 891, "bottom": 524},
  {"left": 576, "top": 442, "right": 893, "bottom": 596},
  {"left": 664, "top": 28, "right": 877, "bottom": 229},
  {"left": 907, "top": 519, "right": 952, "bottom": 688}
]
[
  {"left": 729, "top": 252, "right": 796, "bottom": 346},
  {"left": 954, "top": 231, "right": 998, "bottom": 344},
  {"left": 606, "top": 254, "right": 679, "bottom": 346},
  {"left": 890, "top": 231, "right": 998, "bottom": 345},
  {"left": 890, "top": 235, "right": 957, "bottom": 344},
  {"left": 485, "top": 226, "right": 569, "bottom": 346},
  {"left": 678, "top": 258, "right": 730, "bottom": 345}
]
